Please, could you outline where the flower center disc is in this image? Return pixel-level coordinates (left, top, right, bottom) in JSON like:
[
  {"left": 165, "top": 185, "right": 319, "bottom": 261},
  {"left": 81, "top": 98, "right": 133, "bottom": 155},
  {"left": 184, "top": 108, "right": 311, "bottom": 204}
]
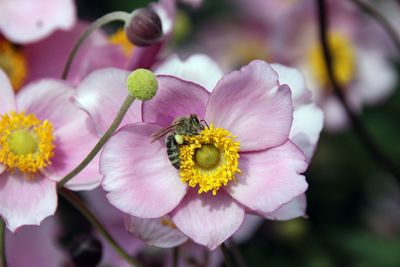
[
  {"left": 0, "top": 39, "right": 27, "bottom": 91},
  {"left": 179, "top": 124, "right": 241, "bottom": 195},
  {"left": 308, "top": 31, "right": 355, "bottom": 89},
  {"left": 0, "top": 112, "right": 54, "bottom": 175},
  {"left": 108, "top": 28, "right": 135, "bottom": 57}
]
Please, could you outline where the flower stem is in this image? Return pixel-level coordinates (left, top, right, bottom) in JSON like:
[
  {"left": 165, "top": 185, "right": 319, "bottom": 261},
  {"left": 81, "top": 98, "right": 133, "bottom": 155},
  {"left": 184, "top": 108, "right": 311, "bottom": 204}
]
[
  {"left": 62, "top": 11, "right": 131, "bottom": 80},
  {"left": 59, "top": 188, "right": 143, "bottom": 267},
  {"left": 350, "top": 0, "right": 400, "bottom": 54},
  {"left": 0, "top": 219, "right": 7, "bottom": 267},
  {"left": 220, "top": 243, "right": 235, "bottom": 267},
  {"left": 57, "top": 95, "right": 135, "bottom": 189},
  {"left": 316, "top": 0, "right": 400, "bottom": 180},
  {"left": 172, "top": 246, "right": 179, "bottom": 267},
  {"left": 227, "top": 239, "right": 247, "bottom": 267}
]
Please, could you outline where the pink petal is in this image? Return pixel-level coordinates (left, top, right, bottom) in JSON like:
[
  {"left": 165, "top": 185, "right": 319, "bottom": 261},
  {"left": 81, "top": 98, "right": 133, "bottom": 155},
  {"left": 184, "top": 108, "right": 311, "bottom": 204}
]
[
  {"left": 227, "top": 140, "right": 308, "bottom": 213},
  {"left": 16, "top": 79, "right": 101, "bottom": 190},
  {"left": 171, "top": 190, "right": 245, "bottom": 250},
  {"left": 101, "top": 123, "right": 187, "bottom": 218},
  {"left": 6, "top": 217, "right": 66, "bottom": 267},
  {"left": 205, "top": 60, "right": 293, "bottom": 152},
  {"left": 142, "top": 75, "right": 210, "bottom": 127},
  {"left": 73, "top": 68, "right": 141, "bottom": 136},
  {"left": 125, "top": 215, "right": 188, "bottom": 248},
  {"left": 0, "top": 0, "right": 76, "bottom": 44},
  {"left": 261, "top": 194, "right": 307, "bottom": 221},
  {"left": 271, "top": 63, "right": 312, "bottom": 107},
  {"left": 233, "top": 215, "right": 263, "bottom": 243},
  {"left": 0, "top": 70, "right": 15, "bottom": 115},
  {"left": 0, "top": 172, "right": 57, "bottom": 232},
  {"left": 154, "top": 54, "right": 224, "bottom": 92},
  {"left": 23, "top": 22, "right": 110, "bottom": 86},
  {"left": 289, "top": 103, "right": 323, "bottom": 162}
]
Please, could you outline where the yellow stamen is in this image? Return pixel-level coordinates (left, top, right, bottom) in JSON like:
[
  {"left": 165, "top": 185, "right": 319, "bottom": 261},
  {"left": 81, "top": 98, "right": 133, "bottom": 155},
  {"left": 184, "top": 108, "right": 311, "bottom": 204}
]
[
  {"left": 109, "top": 28, "right": 135, "bottom": 57},
  {"left": 308, "top": 31, "right": 355, "bottom": 88},
  {"left": 160, "top": 217, "right": 176, "bottom": 229},
  {"left": 0, "top": 112, "right": 54, "bottom": 176},
  {"left": 0, "top": 39, "right": 27, "bottom": 91},
  {"left": 179, "top": 124, "right": 241, "bottom": 195}
]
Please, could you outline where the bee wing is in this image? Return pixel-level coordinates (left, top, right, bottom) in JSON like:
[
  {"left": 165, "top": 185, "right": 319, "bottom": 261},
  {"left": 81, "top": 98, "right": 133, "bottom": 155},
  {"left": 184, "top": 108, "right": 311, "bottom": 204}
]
[{"left": 150, "top": 124, "right": 178, "bottom": 143}]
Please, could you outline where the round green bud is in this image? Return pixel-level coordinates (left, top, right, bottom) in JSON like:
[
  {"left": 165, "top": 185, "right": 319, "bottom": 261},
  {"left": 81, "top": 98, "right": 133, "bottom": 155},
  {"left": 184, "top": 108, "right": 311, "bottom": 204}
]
[{"left": 126, "top": 69, "right": 158, "bottom": 100}]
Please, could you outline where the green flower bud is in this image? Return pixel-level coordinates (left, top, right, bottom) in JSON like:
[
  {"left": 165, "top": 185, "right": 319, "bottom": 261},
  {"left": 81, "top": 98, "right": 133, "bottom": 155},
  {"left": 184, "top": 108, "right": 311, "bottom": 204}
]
[{"left": 126, "top": 69, "right": 158, "bottom": 100}]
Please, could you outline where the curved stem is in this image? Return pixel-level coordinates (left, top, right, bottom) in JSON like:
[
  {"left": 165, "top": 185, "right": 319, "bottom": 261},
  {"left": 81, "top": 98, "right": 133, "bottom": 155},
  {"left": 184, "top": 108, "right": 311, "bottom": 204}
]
[
  {"left": 172, "top": 246, "right": 179, "bottom": 267},
  {"left": 0, "top": 219, "right": 7, "bottom": 267},
  {"left": 220, "top": 243, "right": 235, "bottom": 267},
  {"left": 57, "top": 95, "right": 135, "bottom": 189},
  {"left": 350, "top": 0, "right": 400, "bottom": 54},
  {"left": 59, "top": 188, "right": 143, "bottom": 267},
  {"left": 316, "top": 0, "right": 400, "bottom": 180},
  {"left": 62, "top": 11, "right": 131, "bottom": 80}
]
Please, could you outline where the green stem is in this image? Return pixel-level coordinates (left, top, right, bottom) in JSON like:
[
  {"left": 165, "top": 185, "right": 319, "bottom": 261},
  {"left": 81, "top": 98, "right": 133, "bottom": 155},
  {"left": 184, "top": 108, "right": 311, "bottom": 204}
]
[
  {"left": 62, "top": 11, "right": 131, "bottom": 80},
  {"left": 59, "top": 188, "right": 143, "bottom": 267},
  {"left": 0, "top": 219, "right": 7, "bottom": 267},
  {"left": 220, "top": 243, "right": 235, "bottom": 267},
  {"left": 350, "top": 0, "right": 400, "bottom": 54},
  {"left": 172, "top": 246, "right": 179, "bottom": 267},
  {"left": 57, "top": 95, "right": 135, "bottom": 189}
]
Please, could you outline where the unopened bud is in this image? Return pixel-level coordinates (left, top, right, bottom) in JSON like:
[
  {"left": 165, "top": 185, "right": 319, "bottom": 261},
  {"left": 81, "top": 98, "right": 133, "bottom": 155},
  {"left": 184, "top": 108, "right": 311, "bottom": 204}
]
[
  {"left": 125, "top": 8, "right": 163, "bottom": 47},
  {"left": 127, "top": 68, "right": 158, "bottom": 100}
]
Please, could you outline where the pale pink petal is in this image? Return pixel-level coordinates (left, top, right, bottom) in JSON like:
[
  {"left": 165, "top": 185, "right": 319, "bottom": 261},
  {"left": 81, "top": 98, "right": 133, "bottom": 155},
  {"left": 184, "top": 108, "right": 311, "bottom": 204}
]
[
  {"left": 101, "top": 123, "right": 187, "bottom": 218},
  {"left": 16, "top": 80, "right": 101, "bottom": 190},
  {"left": 73, "top": 68, "right": 141, "bottom": 136},
  {"left": 322, "top": 95, "right": 350, "bottom": 132},
  {"left": 6, "top": 217, "right": 66, "bottom": 267},
  {"left": 0, "top": 164, "right": 5, "bottom": 175},
  {"left": 0, "top": 172, "right": 57, "bottom": 232},
  {"left": 261, "top": 194, "right": 307, "bottom": 221},
  {"left": 227, "top": 140, "right": 308, "bottom": 213},
  {"left": 125, "top": 215, "right": 188, "bottom": 248},
  {"left": 0, "top": 0, "right": 76, "bottom": 44},
  {"left": 289, "top": 103, "right": 324, "bottom": 162},
  {"left": 0, "top": 70, "right": 15, "bottom": 115},
  {"left": 355, "top": 49, "right": 396, "bottom": 105},
  {"left": 142, "top": 75, "right": 209, "bottom": 127},
  {"left": 171, "top": 190, "right": 245, "bottom": 250},
  {"left": 154, "top": 54, "right": 224, "bottom": 92},
  {"left": 205, "top": 60, "right": 293, "bottom": 151},
  {"left": 23, "top": 22, "right": 112, "bottom": 86},
  {"left": 233, "top": 215, "right": 263, "bottom": 243},
  {"left": 271, "top": 63, "right": 312, "bottom": 107}
]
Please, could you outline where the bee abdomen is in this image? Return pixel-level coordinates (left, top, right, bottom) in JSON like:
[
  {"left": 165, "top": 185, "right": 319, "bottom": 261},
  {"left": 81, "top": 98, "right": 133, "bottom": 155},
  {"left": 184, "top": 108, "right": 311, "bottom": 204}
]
[{"left": 166, "top": 135, "right": 180, "bottom": 169}]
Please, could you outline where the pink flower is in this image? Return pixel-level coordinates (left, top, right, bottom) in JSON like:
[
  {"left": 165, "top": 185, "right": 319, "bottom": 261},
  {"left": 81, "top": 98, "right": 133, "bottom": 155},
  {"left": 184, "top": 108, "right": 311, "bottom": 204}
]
[
  {"left": 99, "top": 59, "right": 316, "bottom": 249},
  {"left": 0, "top": 70, "right": 100, "bottom": 232},
  {"left": 0, "top": 0, "right": 76, "bottom": 44}
]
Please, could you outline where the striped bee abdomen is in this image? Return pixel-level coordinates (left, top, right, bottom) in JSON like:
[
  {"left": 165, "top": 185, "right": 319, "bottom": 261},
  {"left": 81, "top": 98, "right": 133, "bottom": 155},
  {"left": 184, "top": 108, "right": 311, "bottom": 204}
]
[{"left": 166, "top": 134, "right": 180, "bottom": 169}]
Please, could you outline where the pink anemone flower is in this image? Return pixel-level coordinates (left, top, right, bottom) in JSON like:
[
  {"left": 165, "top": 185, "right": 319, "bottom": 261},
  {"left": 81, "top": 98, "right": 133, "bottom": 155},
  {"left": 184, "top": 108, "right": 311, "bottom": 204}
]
[
  {"left": 99, "top": 59, "right": 314, "bottom": 249},
  {"left": 0, "top": 70, "right": 100, "bottom": 232},
  {"left": 0, "top": 0, "right": 76, "bottom": 44}
]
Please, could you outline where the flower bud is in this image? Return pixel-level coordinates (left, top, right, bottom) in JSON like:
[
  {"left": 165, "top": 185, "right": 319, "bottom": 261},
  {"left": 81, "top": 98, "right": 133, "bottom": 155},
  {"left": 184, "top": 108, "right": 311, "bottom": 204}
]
[
  {"left": 126, "top": 68, "right": 158, "bottom": 100},
  {"left": 125, "top": 8, "right": 163, "bottom": 47}
]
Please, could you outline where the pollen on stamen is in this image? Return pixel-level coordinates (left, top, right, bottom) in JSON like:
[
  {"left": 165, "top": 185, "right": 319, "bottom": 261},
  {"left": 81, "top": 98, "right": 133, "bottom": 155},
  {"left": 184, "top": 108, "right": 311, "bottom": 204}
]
[
  {"left": 0, "top": 112, "right": 55, "bottom": 177},
  {"left": 179, "top": 124, "right": 241, "bottom": 195}
]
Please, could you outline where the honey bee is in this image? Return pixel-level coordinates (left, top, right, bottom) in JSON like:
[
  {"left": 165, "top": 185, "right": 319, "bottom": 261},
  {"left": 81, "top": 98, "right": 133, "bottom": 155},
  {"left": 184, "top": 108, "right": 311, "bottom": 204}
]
[{"left": 150, "top": 114, "right": 205, "bottom": 169}]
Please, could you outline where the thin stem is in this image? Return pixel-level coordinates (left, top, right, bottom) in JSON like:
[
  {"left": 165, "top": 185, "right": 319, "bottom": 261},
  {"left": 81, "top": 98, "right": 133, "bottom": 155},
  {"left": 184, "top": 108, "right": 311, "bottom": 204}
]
[
  {"left": 172, "top": 246, "right": 179, "bottom": 267},
  {"left": 62, "top": 11, "right": 131, "bottom": 80},
  {"left": 57, "top": 95, "right": 135, "bottom": 188},
  {"left": 316, "top": 0, "right": 400, "bottom": 180},
  {"left": 227, "top": 239, "right": 247, "bottom": 267},
  {"left": 59, "top": 188, "right": 143, "bottom": 267},
  {"left": 0, "top": 219, "right": 7, "bottom": 267},
  {"left": 350, "top": 0, "right": 400, "bottom": 54},
  {"left": 220, "top": 243, "right": 235, "bottom": 267}
]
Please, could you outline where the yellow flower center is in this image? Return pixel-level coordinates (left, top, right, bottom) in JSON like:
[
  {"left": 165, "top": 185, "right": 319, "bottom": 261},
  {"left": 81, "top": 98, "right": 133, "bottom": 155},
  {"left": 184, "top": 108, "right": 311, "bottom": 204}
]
[
  {"left": 308, "top": 31, "right": 356, "bottom": 88},
  {"left": 0, "top": 39, "right": 27, "bottom": 91},
  {"left": 108, "top": 28, "right": 135, "bottom": 57},
  {"left": 179, "top": 124, "right": 241, "bottom": 195},
  {"left": 0, "top": 112, "right": 54, "bottom": 176}
]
